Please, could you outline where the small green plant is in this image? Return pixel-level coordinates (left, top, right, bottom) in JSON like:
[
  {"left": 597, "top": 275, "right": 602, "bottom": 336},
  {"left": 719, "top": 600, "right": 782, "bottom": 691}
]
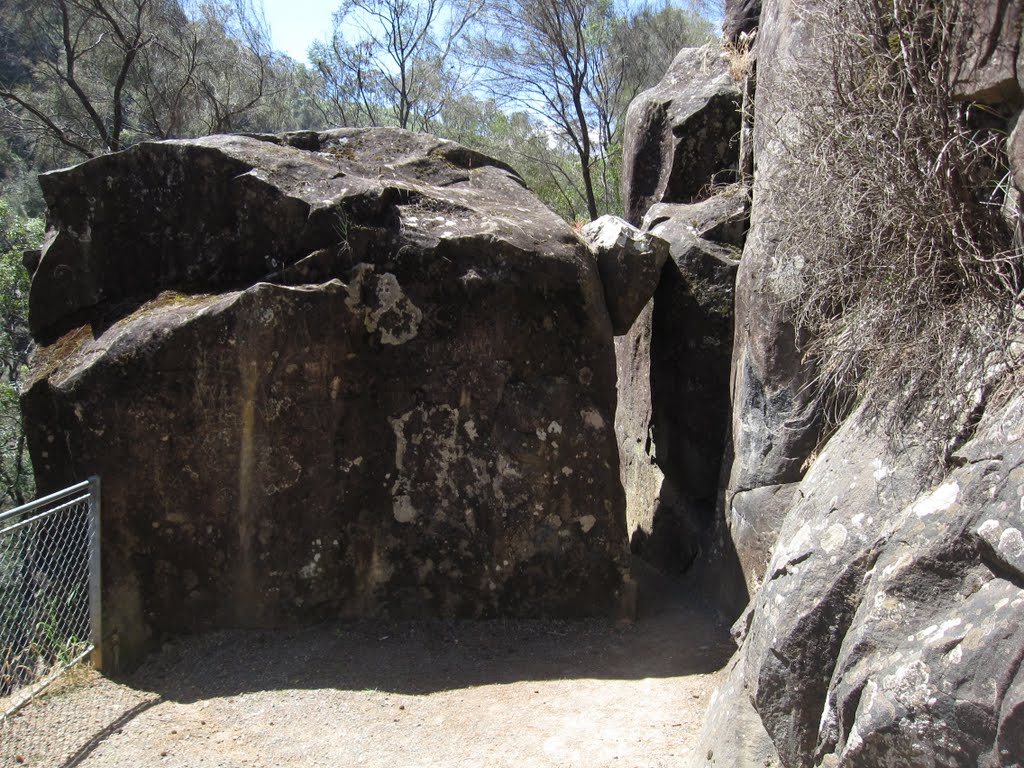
[
  {"left": 35, "top": 591, "right": 89, "bottom": 669},
  {"left": 333, "top": 209, "right": 351, "bottom": 244}
]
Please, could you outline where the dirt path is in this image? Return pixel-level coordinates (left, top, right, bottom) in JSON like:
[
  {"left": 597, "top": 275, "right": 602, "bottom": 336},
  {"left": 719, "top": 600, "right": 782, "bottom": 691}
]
[{"left": 2, "top": 563, "right": 734, "bottom": 768}]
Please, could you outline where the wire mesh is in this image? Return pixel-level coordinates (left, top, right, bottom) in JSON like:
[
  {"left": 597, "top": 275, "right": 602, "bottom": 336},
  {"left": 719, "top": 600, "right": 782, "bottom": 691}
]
[{"left": 0, "top": 480, "right": 99, "bottom": 762}]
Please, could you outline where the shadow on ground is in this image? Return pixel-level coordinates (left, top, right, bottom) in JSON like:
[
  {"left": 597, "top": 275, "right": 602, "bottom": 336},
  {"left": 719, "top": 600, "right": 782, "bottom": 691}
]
[{"left": 120, "top": 558, "right": 735, "bottom": 704}]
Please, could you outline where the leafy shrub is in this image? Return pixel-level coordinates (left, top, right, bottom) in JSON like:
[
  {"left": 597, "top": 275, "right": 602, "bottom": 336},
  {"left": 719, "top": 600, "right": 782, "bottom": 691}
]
[{"left": 0, "top": 199, "right": 40, "bottom": 508}]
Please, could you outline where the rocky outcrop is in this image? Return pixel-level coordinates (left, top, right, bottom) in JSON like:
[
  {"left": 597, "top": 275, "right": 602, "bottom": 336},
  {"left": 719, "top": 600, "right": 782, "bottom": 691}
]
[
  {"left": 614, "top": 191, "right": 742, "bottom": 572},
  {"left": 684, "top": 0, "right": 1024, "bottom": 765},
  {"left": 724, "top": 0, "right": 822, "bottom": 514},
  {"left": 693, "top": 389, "right": 1024, "bottom": 768},
  {"left": 23, "top": 128, "right": 636, "bottom": 666},
  {"left": 616, "top": 41, "right": 748, "bottom": 574},
  {"left": 579, "top": 215, "right": 669, "bottom": 336},
  {"left": 621, "top": 48, "right": 742, "bottom": 227}
]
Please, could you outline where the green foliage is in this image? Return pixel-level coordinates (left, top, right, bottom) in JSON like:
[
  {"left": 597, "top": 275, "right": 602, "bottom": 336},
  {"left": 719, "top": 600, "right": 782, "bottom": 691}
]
[
  {"left": 36, "top": 591, "right": 89, "bottom": 667},
  {"left": 0, "top": 0, "right": 304, "bottom": 167},
  {"left": 0, "top": 199, "right": 39, "bottom": 509},
  {"left": 468, "top": 0, "right": 713, "bottom": 220}
]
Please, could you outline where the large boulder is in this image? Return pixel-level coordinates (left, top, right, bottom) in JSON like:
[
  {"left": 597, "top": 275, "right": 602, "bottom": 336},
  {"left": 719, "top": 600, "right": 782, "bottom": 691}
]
[
  {"left": 23, "top": 128, "right": 633, "bottom": 666},
  {"left": 692, "top": 387, "right": 1024, "bottom": 767},
  {"left": 614, "top": 194, "right": 741, "bottom": 573},
  {"left": 621, "top": 48, "right": 742, "bottom": 227},
  {"left": 579, "top": 215, "right": 669, "bottom": 336},
  {"left": 690, "top": 0, "right": 1024, "bottom": 764},
  {"left": 705, "top": 388, "right": 1024, "bottom": 768}
]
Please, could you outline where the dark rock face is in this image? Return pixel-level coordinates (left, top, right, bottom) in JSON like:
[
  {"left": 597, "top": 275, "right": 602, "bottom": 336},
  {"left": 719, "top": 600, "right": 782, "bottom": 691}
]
[
  {"left": 23, "top": 128, "right": 632, "bottom": 666},
  {"left": 615, "top": 35, "right": 746, "bottom": 577},
  {"left": 729, "top": 393, "right": 1024, "bottom": 768},
  {"left": 722, "top": 0, "right": 762, "bottom": 43},
  {"left": 693, "top": 656, "right": 781, "bottom": 768},
  {"left": 621, "top": 48, "right": 742, "bottom": 227},
  {"left": 614, "top": 194, "right": 740, "bottom": 573},
  {"left": 727, "top": 482, "right": 797, "bottom": 595}
]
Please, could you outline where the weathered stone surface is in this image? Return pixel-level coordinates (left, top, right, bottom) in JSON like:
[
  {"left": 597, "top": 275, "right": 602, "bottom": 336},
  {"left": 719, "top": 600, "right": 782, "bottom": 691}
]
[
  {"left": 722, "top": 0, "right": 762, "bottom": 43},
  {"left": 695, "top": 387, "right": 1024, "bottom": 768},
  {"left": 23, "top": 128, "right": 632, "bottom": 666},
  {"left": 690, "top": 656, "right": 781, "bottom": 768},
  {"left": 614, "top": 199, "right": 739, "bottom": 573},
  {"left": 728, "top": 481, "right": 797, "bottom": 595},
  {"left": 642, "top": 189, "right": 750, "bottom": 248},
  {"left": 686, "top": 1, "right": 1024, "bottom": 766},
  {"left": 621, "top": 48, "right": 742, "bottom": 227},
  {"left": 580, "top": 215, "right": 669, "bottom": 336},
  {"left": 952, "top": 0, "right": 1024, "bottom": 104},
  {"left": 725, "top": 0, "right": 822, "bottom": 506}
]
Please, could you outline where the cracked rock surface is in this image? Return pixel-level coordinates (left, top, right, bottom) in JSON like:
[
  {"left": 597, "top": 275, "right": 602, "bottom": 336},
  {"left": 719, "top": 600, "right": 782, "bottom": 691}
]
[{"left": 23, "top": 128, "right": 631, "bottom": 667}]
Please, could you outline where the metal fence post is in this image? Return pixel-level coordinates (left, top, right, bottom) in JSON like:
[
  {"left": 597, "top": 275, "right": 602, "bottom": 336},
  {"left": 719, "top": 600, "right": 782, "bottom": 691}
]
[{"left": 88, "top": 475, "right": 102, "bottom": 671}]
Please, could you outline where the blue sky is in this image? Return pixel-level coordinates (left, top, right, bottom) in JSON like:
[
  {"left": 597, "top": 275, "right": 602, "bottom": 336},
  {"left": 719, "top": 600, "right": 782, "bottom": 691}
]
[
  {"left": 260, "top": 0, "right": 722, "bottom": 65},
  {"left": 262, "top": 0, "right": 337, "bottom": 63}
]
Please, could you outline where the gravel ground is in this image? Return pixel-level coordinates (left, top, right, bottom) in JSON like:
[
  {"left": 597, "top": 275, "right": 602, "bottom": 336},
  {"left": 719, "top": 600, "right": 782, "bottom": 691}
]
[{"left": 1, "top": 563, "right": 734, "bottom": 768}]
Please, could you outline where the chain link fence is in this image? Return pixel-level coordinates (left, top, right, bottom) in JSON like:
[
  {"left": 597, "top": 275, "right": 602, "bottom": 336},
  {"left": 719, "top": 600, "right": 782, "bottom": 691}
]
[{"left": 0, "top": 477, "right": 101, "bottom": 764}]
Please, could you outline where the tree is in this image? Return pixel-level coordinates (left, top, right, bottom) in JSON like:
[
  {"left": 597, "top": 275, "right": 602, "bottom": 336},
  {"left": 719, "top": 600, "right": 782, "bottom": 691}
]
[
  {"left": 0, "top": 0, "right": 279, "bottom": 164},
  {"left": 471, "top": 0, "right": 713, "bottom": 221},
  {"left": 0, "top": 200, "right": 38, "bottom": 508},
  {"left": 311, "top": 0, "right": 481, "bottom": 131}
]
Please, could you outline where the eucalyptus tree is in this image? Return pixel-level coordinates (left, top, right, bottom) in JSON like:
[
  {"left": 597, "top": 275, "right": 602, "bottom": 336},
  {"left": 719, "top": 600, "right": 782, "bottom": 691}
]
[
  {"left": 311, "top": 0, "right": 482, "bottom": 131},
  {"left": 471, "top": 0, "right": 713, "bottom": 220},
  {"left": 0, "top": 0, "right": 279, "bottom": 164}
]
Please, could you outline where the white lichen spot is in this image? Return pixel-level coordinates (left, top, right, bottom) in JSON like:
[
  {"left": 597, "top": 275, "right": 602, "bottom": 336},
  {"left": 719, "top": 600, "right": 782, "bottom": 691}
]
[
  {"left": 978, "top": 519, "right": 1001, "bottom": 537},
  {"left": 331, "top": 376, "right": 341, "bottom": 400},
  {"left": 581, "top": 408, "right": 605, "bottom": 430},
  {"left": 998, "top": 527, "right": 1024, "bottom": 559},
  {"left": 561, "top": 466, "right": 573, "bottom": 476},
  {"left": 821, "top": 523, "right": 848, "bottom": 554},
  {"left": 536, "top": 428, "right": 548, "bottom": 442},
  {"left": 345, "top": 266, "right": 422, "bottom": 345},
  {"left": 773, "top": 523, "right": 812, "bottom": 567},
  {"left": 393, "top": 495, "right": 417, "bottom": 523},
  {"left": 851, "top": 513, "right": 865, "bottom": 526},
  {"left": 911, "top": 481, "right": 959, "bottom": 518},
  {"left": 871, "top": 459, "right": 889, "bottom": 482},
  {"left": 578, "top": 515, "right": 596, "bottom": 533},
  {"left": 464, "top": 420, "right": 478, "bottom": 440},
  {"left": 299, "top": 550, "right": 322, "bottom": 579},
  {"left": 548, "top": 421, "right": 562, "bottom": 435},
  {"left": 945, "top": 644, "right": 963, "bottom": 665}
]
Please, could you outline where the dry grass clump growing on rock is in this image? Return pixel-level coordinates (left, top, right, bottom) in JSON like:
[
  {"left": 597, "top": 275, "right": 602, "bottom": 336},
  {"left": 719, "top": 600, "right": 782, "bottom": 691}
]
[
  {"left": 770, "top": 0, "right": 1024, "bottom": 447},
  {"left": 722, "top": 31, "right": 756, "bottom": 82}
]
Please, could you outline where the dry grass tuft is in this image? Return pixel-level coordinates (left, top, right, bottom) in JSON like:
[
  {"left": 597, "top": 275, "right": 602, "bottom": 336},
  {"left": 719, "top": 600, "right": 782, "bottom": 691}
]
[
  {"left": 722, "top": 31, "right": 756, "bottom": 82},
  {"left": 766, "top": 0, "right": 1024, "bottom": 449}
]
